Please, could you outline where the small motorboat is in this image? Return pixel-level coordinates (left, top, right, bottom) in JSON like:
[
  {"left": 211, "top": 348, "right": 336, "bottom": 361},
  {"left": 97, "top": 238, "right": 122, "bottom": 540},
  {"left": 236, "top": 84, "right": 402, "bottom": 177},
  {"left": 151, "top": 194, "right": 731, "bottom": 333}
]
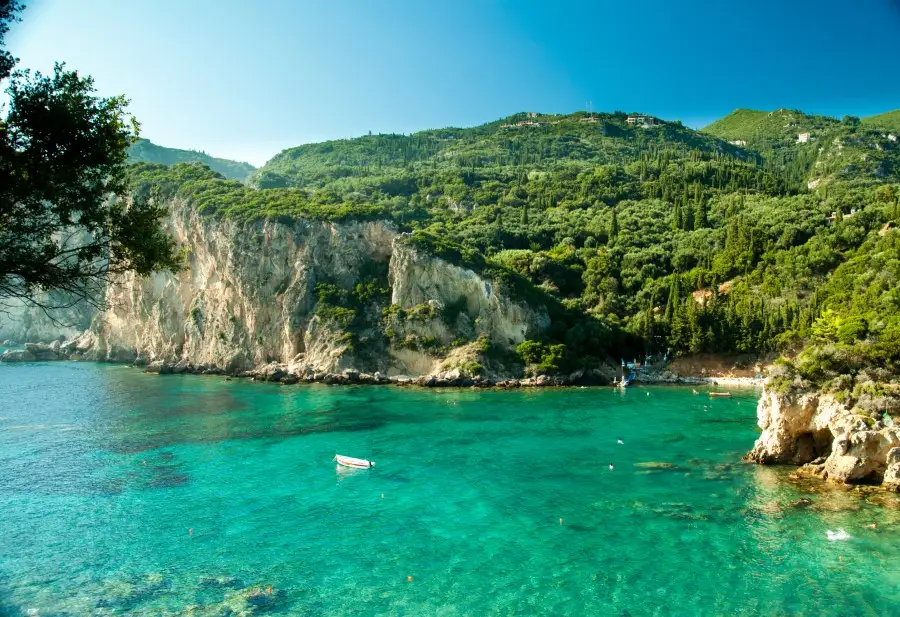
[
  {"left": 709, "top": 392, "right": 732, "bottom": 398},
  {"left": 335, "top": 454, "right": 375, "bottom": 469}
]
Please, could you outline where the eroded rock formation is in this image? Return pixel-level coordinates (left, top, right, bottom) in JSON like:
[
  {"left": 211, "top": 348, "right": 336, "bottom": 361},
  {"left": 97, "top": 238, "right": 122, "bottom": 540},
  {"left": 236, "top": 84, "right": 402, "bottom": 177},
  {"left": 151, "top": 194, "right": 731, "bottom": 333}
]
[{"left": 747, "top": 385, "right": 900, "bottom": 489}]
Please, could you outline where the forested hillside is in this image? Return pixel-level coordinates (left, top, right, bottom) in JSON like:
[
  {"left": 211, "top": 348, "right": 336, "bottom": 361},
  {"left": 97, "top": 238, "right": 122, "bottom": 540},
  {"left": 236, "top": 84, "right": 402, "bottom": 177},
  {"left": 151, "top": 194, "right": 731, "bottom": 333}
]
[
  {"left": 130, "top": 109, "right": 900, "bottom": 382},
  {"left": 127, "top": 138, "right": 255, "bottom": 181},
  {"left": 862, "top": 110, "right": 900, "bottom": 134}
]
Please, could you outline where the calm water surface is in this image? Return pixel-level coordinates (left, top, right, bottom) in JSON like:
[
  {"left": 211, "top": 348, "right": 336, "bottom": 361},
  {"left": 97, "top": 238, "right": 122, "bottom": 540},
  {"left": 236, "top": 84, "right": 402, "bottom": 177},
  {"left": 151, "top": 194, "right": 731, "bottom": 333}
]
[{"left": 1, "top": 361, "right": 900, "bottom": 616}]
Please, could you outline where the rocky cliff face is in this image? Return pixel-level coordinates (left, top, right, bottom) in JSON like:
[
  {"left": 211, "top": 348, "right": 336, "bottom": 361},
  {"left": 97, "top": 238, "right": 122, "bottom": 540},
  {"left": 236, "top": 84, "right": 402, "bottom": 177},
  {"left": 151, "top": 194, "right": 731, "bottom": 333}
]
[
  {"left": 0, "top": 294, "right": 93, "bottom": 344},
  {"left": 42, "top": 198, "right": 550, "bottom": 380},
  {"left": 386, "top": 240, "right": 550, "bottom": 376},
  {"left": 88, "top": 197, "right": 396, "bottom": 372},
  {"left": 747, "top": 384, "right": 900, "bottom": 490}
]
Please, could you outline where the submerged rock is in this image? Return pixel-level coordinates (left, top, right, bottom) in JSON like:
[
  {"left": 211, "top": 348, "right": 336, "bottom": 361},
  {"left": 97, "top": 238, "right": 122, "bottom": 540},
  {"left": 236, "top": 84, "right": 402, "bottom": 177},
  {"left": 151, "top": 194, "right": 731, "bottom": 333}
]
[
  {"left": 198, "top": 575, "right": 241, "bottom": 588},
  {"left": 634, "top": 461, "right": 682, "bottom": 470}
]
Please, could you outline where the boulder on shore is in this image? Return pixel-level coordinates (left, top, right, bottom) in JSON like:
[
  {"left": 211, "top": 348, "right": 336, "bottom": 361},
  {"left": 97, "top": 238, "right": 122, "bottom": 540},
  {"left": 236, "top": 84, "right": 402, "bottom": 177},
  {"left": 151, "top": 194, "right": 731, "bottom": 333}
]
[{"left": 144, "top": 360, "right": 172, "bottom": 374}]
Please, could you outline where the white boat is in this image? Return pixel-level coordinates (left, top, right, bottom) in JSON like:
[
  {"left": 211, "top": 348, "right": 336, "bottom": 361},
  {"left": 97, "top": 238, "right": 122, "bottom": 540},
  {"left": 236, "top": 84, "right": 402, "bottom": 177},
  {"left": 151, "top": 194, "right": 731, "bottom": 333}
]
[{"left": 335, "top": 454, "right": 375, "bottom": 469}]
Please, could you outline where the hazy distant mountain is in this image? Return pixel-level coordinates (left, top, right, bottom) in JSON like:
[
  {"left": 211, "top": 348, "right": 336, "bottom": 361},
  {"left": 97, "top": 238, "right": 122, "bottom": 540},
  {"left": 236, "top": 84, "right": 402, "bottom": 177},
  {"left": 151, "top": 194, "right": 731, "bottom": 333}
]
[{"left": 127, "top": 138, "right": 255, "bottom": 181}]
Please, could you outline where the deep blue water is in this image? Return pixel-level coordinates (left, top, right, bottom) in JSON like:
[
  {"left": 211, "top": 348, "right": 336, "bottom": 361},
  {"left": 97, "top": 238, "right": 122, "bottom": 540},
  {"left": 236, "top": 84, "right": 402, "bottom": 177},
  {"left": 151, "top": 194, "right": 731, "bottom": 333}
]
[{"left": 1, "top": 361, "right": 899, "bottom": 616}]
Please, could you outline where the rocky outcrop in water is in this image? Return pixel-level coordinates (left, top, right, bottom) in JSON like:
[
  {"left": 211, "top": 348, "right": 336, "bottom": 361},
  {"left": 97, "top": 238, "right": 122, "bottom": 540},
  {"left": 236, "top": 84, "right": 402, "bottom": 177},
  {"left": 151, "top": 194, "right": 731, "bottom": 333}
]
[{"left": 747, "top": 385, "right": 900, "bottom": 490}]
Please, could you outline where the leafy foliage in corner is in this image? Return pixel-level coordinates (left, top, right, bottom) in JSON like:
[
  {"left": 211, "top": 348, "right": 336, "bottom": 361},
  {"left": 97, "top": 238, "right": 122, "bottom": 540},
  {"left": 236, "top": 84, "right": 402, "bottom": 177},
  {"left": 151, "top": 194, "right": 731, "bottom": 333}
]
[{"left": 0, "top": 2, "right": 181, "bottom": 310}]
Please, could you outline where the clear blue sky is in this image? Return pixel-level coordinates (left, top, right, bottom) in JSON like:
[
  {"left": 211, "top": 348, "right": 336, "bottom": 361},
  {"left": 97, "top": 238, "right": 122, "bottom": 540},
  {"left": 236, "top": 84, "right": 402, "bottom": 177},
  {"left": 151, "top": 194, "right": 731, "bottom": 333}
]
[{"left": 6, "top": 0, "right": 900, "bottom": 166}]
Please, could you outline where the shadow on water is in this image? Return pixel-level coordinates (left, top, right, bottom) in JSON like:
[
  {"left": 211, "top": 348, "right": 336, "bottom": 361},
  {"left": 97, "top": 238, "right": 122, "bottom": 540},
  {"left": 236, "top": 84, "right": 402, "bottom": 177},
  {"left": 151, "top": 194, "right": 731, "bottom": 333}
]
[{"left": 112, "top": 403, "right": 391, "bottom": 454}]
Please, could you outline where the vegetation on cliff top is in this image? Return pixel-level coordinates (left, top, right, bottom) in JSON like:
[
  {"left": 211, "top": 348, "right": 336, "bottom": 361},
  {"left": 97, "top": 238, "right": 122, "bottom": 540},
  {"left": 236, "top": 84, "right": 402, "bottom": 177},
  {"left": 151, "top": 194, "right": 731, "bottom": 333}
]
[{"left": 128, "top": 108, "right": 900, "bottom": 376}]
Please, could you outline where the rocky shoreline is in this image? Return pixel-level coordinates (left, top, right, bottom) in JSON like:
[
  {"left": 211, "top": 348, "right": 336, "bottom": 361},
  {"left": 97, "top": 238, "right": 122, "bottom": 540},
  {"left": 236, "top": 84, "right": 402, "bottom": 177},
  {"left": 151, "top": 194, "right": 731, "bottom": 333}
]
[
  {"left": 746, "top": 384, "right": 900, "bottom": 493},
  {"left": 634, "top": 367, "right": 763, "bottom": 388},
  {"left": 0, "top": 337, "right": 617, "bottom": 389},
  {"left": 0, "top": 338, "right": 766, "bottom": 390}
]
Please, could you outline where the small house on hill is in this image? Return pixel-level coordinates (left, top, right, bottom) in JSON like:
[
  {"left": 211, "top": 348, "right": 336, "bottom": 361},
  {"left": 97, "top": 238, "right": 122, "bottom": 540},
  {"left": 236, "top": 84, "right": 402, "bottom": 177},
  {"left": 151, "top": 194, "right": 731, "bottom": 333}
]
[
  {"left": 827, "top": 209, "right": 858, "bottom": 223},
  {"left": 797, "top": 132, "right": 811, "bottom": 143},
  {"left": 626, "top": 115, "right": 658, "bottom": 128}
]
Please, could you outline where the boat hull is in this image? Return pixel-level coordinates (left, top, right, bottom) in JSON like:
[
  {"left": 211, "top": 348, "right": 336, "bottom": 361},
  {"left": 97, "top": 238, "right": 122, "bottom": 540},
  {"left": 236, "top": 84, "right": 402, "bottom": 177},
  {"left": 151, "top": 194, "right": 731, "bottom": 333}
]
[{"left": 335, "top": 455, "right": 374, "bottom": 468}]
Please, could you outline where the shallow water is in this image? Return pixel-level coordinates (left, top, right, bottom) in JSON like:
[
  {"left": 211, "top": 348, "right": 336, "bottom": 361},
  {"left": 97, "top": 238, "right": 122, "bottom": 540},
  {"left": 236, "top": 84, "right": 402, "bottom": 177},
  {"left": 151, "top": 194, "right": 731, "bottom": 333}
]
[{"left": 1, "top": 362, "right": 899, "bottom": 616}]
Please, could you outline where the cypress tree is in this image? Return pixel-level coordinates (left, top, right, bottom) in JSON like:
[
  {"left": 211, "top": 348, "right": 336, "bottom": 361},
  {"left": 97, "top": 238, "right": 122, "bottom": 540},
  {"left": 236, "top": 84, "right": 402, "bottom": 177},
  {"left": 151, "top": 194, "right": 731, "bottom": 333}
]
[
  {"left": 673, "top": 201, "right": 683, "bottom": 230},
  {"left": 684, "top": 201, "right": 695, "bottom": 231},
  {"left": 665, "top": 276, "right": 681, "bottom": 323},
  {"left": 695, "top": 199, "right": 708, "bottom": 229},
  {"left": 608, "top": 209, "right": 619, "bottom": 245}
]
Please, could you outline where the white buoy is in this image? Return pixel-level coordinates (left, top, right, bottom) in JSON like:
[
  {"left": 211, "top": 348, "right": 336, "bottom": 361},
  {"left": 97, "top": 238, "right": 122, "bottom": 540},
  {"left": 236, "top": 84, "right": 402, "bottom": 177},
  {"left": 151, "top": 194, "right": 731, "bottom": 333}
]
[{"left": 617, "top": 439, "right": 624, "bottom": 445}]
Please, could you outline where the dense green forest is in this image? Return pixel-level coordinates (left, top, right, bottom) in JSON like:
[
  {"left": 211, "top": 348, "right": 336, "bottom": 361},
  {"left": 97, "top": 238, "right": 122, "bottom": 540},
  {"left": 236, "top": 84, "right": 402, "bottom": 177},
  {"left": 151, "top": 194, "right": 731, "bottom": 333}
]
[
  {"left": 129, "top": 108, "right": 900, "bottom": 386},
  {"left": 127, "top": 138, "right": 255, "bottom": 181}
]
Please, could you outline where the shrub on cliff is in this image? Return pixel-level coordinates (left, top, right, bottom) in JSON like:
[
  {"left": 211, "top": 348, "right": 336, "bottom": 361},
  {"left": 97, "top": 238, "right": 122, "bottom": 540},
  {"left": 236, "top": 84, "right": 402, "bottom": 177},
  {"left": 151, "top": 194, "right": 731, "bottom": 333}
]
[{"left": 127, "top": 163, "right": 391, "bottom": 223}]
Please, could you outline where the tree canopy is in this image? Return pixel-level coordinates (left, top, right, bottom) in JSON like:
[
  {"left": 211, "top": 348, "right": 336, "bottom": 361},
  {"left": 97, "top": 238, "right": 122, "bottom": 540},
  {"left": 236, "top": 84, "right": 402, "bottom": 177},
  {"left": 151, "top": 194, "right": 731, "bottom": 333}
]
[{"left": 0, "top": 0, "right": 181, "bottom": 310}]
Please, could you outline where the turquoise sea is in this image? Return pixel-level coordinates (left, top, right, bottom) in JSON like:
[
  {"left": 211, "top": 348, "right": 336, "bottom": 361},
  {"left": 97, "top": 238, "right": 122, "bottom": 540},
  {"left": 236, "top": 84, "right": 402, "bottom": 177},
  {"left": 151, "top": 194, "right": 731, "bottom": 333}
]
[{"left": 2, "top": 361, "right": 900, "bottom": 616}]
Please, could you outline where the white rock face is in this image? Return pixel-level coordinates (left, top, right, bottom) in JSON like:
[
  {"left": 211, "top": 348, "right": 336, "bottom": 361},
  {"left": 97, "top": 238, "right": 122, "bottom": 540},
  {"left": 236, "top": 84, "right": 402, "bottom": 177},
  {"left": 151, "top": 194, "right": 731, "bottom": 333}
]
[
  {"left": 87, "top": 198, "right": 396, "bottom": 372},
  {"left": 0, "top": 295, "right": 93, "bottom": 344},
  {"left": 389, "top": 238, "right": 550, "bottom": 348},
  {"left": 748, "top": 383, "right": 900, "bottom": 488},
  {"left": 74, "top": 201, "right": 549, "bottom": 377}
]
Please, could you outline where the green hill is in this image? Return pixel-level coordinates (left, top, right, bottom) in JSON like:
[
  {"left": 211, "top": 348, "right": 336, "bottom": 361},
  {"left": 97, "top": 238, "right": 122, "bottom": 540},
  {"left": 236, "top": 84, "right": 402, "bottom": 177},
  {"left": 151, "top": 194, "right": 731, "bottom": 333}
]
[
  {"left": 700, "top": 109, "right": 770, "bottom": 141},
  {"left": 129, "top": 108, "right": 900, "bottom": 391},
  {"left": 862, "top": 110, "right": 900, "bottom": 134},
  {"left": 127, "top": 139, "right": 255, "bottom": 181},
  {"left": 702, "top": 108, "right": 838, "bottom": 142},
  {"left": 703, "top": 108, "right": 900, "bottom": 187},
  {"left": 252, "top": 111, "right": 747, "bottom": 189}
]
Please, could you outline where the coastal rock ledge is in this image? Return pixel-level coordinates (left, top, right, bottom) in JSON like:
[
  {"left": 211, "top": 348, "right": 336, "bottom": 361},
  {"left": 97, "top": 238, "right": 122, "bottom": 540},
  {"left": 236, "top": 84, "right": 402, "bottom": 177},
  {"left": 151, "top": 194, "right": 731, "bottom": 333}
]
[{"left": 747, "top": 386, "right": 900, "bottom": 490}]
